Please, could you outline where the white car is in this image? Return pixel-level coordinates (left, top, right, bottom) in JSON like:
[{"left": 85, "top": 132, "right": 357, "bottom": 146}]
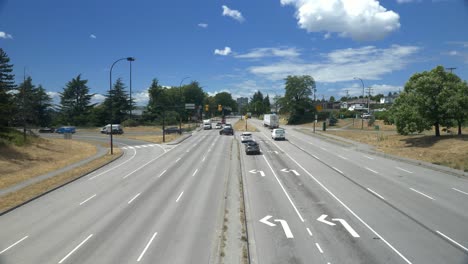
[
  {"left": 240, "top": 132, "right": 253, "bottom": 143},
  {"left": 271, "top": 128, "right": 285, "bottom": 140},
  {"left": 215, "top": 123, "right": 223, "bottom": 129}
]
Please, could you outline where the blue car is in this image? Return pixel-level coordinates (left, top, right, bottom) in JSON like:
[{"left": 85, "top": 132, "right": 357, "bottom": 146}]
[{"left": 56, "top": 126, "right": 76, "bottom": 134}]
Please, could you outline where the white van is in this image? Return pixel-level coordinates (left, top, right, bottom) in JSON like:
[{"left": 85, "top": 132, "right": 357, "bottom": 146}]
[
  {"left": 100, "top": 124, "right": 124, "bottom": 134},
  {"left": 271, "top": 128, "right": 285, "bottom": 140}
]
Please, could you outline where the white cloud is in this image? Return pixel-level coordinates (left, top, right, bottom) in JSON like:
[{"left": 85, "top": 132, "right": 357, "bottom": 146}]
[
  {"left": 198, "top": 23, "right": 208, "bottom": 28},
  {"left": 222, "top": 5, "right": 245, "bottom": 22},
  {"left": 248, "top": 45, "right": 420, "bottom": 82},
  {"left": 235, "top": 47, "right": 300, "bottom": 59},
  {"left": 0, "top": 31, "right": 13, "bottom": 39},
  {"left": 214, "top": 46, "right": 232, "bottom": 56},
  {"left": 89, "top": 34, "right": 97, "bottom": 39},
  {"left": 280, "top": 0, "right": 400, "bottom": 41},
  {"left": 323, "top": 32, "right": 332, "bottom": 40},
  {"left": 91, "top": 94, "right": 106, "bottom": 105},
  {"left": 448, "top": 50, "right": 459, "bottom": 56},
  {"left": 132, "top": 90, "right": 149, "bottom": 106},
  {"left": 396, "top": 0, "right": 421, "bottom": 3}
]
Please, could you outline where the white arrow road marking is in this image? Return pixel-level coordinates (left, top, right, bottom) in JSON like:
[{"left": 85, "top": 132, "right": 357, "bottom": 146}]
[
  {"left": 249, "top": 169, "right": 265, "bottom": 177},
  {"left": 274, "top": 219, "right": 294, "bottom": 238},
  {"left": 332, "top": 218, "right": 360, "bottom": 238},
  {"left": 317, "top": 214, "right": 336, "bottom": 226},
  {"left": 0, "top": 236, "right": 28, "bottom": 254},
  {"left": 259, "top": 215, "right": 276, "bottom": 227},
  {"left": 281, "top": 168, "right": 300, "bottom": 176}
]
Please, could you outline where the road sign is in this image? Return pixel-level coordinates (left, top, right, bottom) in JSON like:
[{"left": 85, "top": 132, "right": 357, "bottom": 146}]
[
  {"left": 317, "top": 214, "right": 360, "bottom": 238},
  {"left": 260, "top": 215, "right": 294, "bottom": 238},
  {"left": 316, "top": 105, "right": 323, "bottom": 111},
  {"left": 185, "top": 103, "right": 195, "bottom": 110}
]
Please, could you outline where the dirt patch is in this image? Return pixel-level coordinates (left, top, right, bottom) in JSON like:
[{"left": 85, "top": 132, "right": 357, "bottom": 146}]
[
  {"left": 0, "top": 138, "right": 97, "bottom": 189},
  {"left": 234, "top": 119, "right": 258, "bottom": 132},
  {"left": 324, "top": 130, "right": 468, "bottom": 172},
  {"left": 0, "top": 149, "right": 121, "bottom": 213}
]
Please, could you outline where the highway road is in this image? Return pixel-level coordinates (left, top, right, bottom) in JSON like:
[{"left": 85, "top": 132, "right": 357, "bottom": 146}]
[{"left": 1, "top": 118, "right": 468, "bottom": 264}]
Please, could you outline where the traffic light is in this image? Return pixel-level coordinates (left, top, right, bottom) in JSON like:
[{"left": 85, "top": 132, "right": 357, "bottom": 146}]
[
  {"left": 218, "top": 104, "right": 222, "bottom": 112},
  {"left": 205, "top": 104, "right": 209, "bottom": 112}
]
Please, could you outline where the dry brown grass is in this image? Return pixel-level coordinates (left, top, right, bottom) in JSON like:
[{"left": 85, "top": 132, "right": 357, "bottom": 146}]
[
  {"left": 0, "top": 149, "right": 122, "bottom": 212},
  {"left": 324, "top": 130, "right": 468, "bottom": 172},
  {"left": 125, "top": 134, "right": 180, "bottom": 143},
  {"left": 0, "top": 138, "right": 97, "bottom": 189},
  {"left": 234, "top": 119, "right": 258, "bottom": 132}
]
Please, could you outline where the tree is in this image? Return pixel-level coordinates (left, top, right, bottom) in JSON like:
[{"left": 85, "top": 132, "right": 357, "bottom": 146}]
[
  {"left": 103, "top": 78, "right": 132, "bottom": 124},
  {"left": 263, "top": 95, "right": 271, "bottom": 114},
  {"left": 396, "top": 66, "right": 462, "bottom": 136},
  {"left": 283, "top": 75, "right": 316, "bottom": 124},
  {"left": 0, "top": 48, "right": 15, "bottom": 128},
  {"left": 59, "top": 75, "right": 94, "bottom": 125},
  {"left": 391, "top": 92, "right": 431, "bottom": 135},
  {"left": 14, "top": 77, "right": 52, "bottom": 128},
  {"left": 441, "top": 81, "right": 468, "bottom": 135},
  {"left": 272, "top": 95, "right": 283, "bottom": 113},
  {"left": 214, "top": 92, "right": 237, "bottom": 114},
  {"left": 33, "top": 85, "right": 53, "bottom": 127}
]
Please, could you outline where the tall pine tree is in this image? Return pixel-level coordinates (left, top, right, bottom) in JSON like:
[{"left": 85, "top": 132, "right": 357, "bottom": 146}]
[
  {"left": 59, "top": 74, "right": 94, "bottom": 126},
  {"left": 0, "top": 48, "right": 16, "bottom": 128},
  {"left": 103, "top": 78, "right": 131, "bottom": 123}
]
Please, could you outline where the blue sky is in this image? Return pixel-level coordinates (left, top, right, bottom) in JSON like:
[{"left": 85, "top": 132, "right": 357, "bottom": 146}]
[{"left": 1, "top": 0, "right": 468, "bottom": 105}]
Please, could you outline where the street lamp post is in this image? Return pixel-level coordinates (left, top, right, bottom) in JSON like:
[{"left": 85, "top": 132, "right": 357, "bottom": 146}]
[
  {"left": 109, "top": 57, "right": 135, "bottom": 155},
  {"left": 354, "top": 77, "right": 365, "bottom": 130},
  {"left": 179, "top": 76, "right": 190, "bottom": 134},
  {"left": 128, "top": 57, "right": 135, "bottom": 119}
]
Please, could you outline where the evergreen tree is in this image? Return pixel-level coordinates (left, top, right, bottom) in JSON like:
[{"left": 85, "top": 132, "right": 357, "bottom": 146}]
[
  {"left": 0, "top": 48, "right": 16, "bottom": 128},
  {"left": 103, "top": 78, "right": 132, "bottom": 124},
  {"left": 59, "top": 75, "right": 94, "bottom": 125}
]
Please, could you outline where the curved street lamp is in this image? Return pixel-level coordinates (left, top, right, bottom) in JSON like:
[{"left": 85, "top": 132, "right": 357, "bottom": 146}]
[
  {"left": 109, "top": 57, "right": 135, "bottom": 155},
  {"left": 353, "top": 77, "right": 365, "bottom": 130}
]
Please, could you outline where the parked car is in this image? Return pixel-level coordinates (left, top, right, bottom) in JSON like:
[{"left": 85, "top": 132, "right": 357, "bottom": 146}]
[
  {"left": 245, "top": 140, "right": 260, "bottom": 155},
  {"left": 240, "top": 132, "right": 253, "bottom": 143},
  {"left": 215, "top": 122, "right": 223, "bottom": 129},
  {"left": 271, "top": 128, "right": 285, "bottom": 140},
  {"left": 56, "top": 126, "right": 76, "bottom": 134},
  {"left": 164, "top": 126, "right": 181, "bottom": 134},
  {"left": 38, "top": 127, "right": 55, "bottom": 133},
  {"left": 100, "top": 124, "right": 124, "bottom": 134},
  {"left": 219, "top": 127, "right": 234, "bottom": 135}
]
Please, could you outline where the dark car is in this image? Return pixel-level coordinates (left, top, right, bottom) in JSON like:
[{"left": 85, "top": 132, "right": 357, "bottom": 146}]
[
  {"left": 164, "top": 127, "right": 181, "bottom": 134},
  {"left": 38, "top": 127, "right": 55, "bottom": 133},
  {"left": 219, "top": 127, "right": 234, "bottom": 135},
  {"left": 245, "top": 140, "right": 260, "bottom": 155}
]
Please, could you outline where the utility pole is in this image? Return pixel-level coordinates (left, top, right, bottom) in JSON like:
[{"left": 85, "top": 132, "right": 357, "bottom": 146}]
[{"left": 366, "top": 86, "right": 373, "bottom": 114}]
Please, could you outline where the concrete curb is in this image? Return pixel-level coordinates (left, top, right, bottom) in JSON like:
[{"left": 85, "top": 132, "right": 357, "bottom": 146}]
[
  {"left": 166, "top": 133, "right": 192, "bottom": 145},
  {"left": 0, "top": 151, "right": 124, "bottom": 216},
  {"left": 295, "top": 128, "right": 468, "bottom": 179}
]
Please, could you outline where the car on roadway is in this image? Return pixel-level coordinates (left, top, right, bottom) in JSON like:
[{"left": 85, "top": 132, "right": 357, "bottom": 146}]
[
  {"left": 224, "top": 123, "right": 232, "bottom": 128},
  {"left": 38, "top": 127, "right": 55, "bottom": 133},
  {"left": 164, "top": 126, "right": 181, "bottom": 134},
  {"left": 215, "top": 122, "right": 223, "bottom": 129},
  {"left": 245, "top": 140, "right": 260, "bottom": 155},
  {"left": 100, "top": 124, "right": 124, "bottom": 134},
  {"left": 219, "top": 127, "right": 234, "bottom": 135},
  {"left": 55, "top": 126, "right": 76, "bottom": 134},
  {"left": 240, "top": 132, "right": 253, "bottom": 143},
  {"left": 271, "top": 128, "right": 285, "bottom": 140}
]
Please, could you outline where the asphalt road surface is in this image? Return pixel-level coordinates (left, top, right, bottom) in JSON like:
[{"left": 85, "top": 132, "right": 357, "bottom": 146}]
[{"left": 1, "top": 119, "right": 468, "bottom": 264}]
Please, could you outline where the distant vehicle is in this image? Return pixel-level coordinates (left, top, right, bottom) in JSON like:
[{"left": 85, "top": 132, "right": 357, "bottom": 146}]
[
  {"left": 271, "top": 128, "right": 285, "bottom": 140},
  {"left": 245, "top": 140, "right": 260, "bottom": 155},
  {"left": 263, "top": 114, "right": 279, "bottom": 128},
  {"left": 100, "top": 124, "right": 123, "bottom": 134},
  {"left": 38, "top": 127, "right": 55, "bottom": 133},
  {"left": 219, "top": 127, "right": 234, "bottom": 135},
  {"left": 224, "top": 123, "right": 232, "bottom": 128},
  {"left": 240, "top": 132, "right": 253, "bottom": 143},
  {"left": 56, "top": 126, "right": 76, "bottom": 134},
  {"left": 215, "top": 123, "right": 223, "bottom": 129},
  {"left": 203, "top": 119, "right": 212, "bottom": 130},
  {"left": 361, "top": 113, "right": 372, "bottom": 119},
  {"left": 164, "top": 126, "right": 181, "bottom": 134},
  {"left": 348, "top": 104, "right": 366, "bottom": 111}
]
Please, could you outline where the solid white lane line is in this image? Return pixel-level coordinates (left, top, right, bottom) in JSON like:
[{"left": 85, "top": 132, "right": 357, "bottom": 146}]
[
  {"left": 410, "top": 188, "right": 435, "bottom": 200},
  {"left": 58, "top": 234, "right": 93, "bottom": 263},
  {"left": 89, "top": 144, "right": 137, "bottom": 180},
  {"left": 396, "top": 167, "right": 413, "bottom": 174},
  {"left": 436, "top": 231, "right": 468, "bottom": 252},
  {"left": 137, "top": 232, "right": 158, "bottom": 262},
  {"left": 79, "top": 194, "right": 96, "bottom": 205},
  {"left": 365, "top": 167, "right": 379, "bottom": 174},
  {"left": 306, "top": 228, "right": 313, "bottom": 236},
  {"left": 332, "top": 167, "right": 344, "bottom": 174},
  {"left": 452, "top": 188, "right": 468, "bottom": 196},
  {"left": 0, "top": 236, "right": 28, "bottom": 254},
  {"left": 192, "top": 169, "right": 198, "bottom": 177},
  {"left": 283, "top": 152, "right": 413, "bottom": 264},
  {"left": 128, "top": 193, "right": 141, "bottom": 204},
  {"left": 262, "top": 155, "right": 305, "bottom": 222},
  {"left": 367, "top": 188, "right": 385, "bottom": 200},
  {"left": 363, "top": 155, "right": 374, "bottom": 160},
  {"left": 175, "top": 157, "right": 181, "bottom": 163},
  {"left": 338, "top": 155, "right": 348, "bottom": 160},
  {"left": 176, "top": 191, "right": 184, "bottom": 202},
  {"left": 315, "top": 243, "right": 324, "bottom": 254},
  {"left": 158, "top": 169, "right": 167, "bottom": 178}
]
